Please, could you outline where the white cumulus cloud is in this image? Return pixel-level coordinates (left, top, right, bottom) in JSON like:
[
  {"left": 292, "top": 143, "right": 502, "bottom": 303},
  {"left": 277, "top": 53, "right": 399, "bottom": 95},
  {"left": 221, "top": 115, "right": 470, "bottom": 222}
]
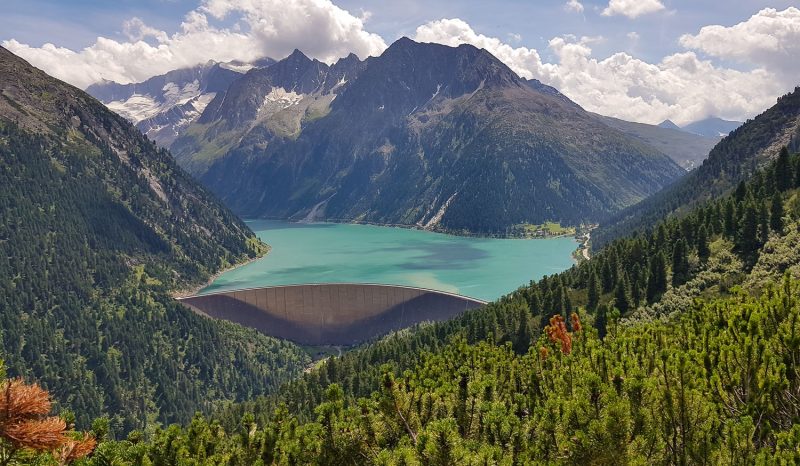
[
  {"left": 542, "top": 38, "right": 779, "bottom": 125},
  {"left": 564, "top": 0, "right": 584, "bottom": 14},
  {"left": 413, "top": 16, "right": 790, "bottom": 125},
  {"left": 679, "top": 7, "right": 800, "bottom": 81},
  {"left": 3, "top": 0, "right": 387, "bottom": 89},
  {"left": 415, "top": 18, "right": 548, "bottom": 80},
  {"left": 602, "top": 0, "right": 665, "bottom": 19}
]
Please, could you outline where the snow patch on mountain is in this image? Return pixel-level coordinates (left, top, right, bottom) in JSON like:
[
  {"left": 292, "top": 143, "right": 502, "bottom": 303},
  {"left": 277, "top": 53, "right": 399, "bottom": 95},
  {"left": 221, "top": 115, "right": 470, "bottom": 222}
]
[
  {"left": 219, "top": 62, "right": 255, "bottom": 73},
  {"left": 191, "top": 92, "right": 216, "bottom": 115},
  {"left": 107, "top": 80, "right": 207, "bottom": 125},
  {"left": 258, "top": 87, "right": 306, "bottom": 118},
  {"left": 137, "top": 92, "right": 218, "bottom": 146},
  {"left": 162, "top": 80, "right": 201, "bottom": 107},
  {"left": 107, "top": 95, "right": 161, "bottom": 123}
]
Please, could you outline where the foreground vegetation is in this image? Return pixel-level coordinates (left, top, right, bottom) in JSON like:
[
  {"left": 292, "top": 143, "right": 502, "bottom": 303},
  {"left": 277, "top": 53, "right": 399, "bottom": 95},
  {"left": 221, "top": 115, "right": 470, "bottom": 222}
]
[{"left": 77, "top": 276, "right": 800, "bottom": 464}]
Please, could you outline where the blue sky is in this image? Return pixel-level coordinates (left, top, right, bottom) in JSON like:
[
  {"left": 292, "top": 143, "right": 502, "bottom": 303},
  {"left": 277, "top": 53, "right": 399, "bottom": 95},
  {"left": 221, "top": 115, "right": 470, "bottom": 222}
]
[{"left": 3, "top": 0, "right": 799, "bottom": 125}]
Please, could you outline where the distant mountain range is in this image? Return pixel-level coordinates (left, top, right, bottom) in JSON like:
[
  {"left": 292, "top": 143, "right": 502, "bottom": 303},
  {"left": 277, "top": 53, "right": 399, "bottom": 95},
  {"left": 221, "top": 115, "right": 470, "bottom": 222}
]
[
  {"left": 176, "top": 38, "right": 687, "bottom": 233},
  {"left": 657, "top": 119, "right": 682, "bottom": 131},
  {"left": 89, "top": 38, "right": 695, "bottom": 234},
  {"left": 85, "top": 58, "right": 274, "bottom": 146},
  {"left": 598, "top": 115, "right": 719, "bottom": 170},
  {"left": 683, "top": 117, "right": 743, "bottom": 137},
  {"left": 658, "top": 117, "right": 743, "bottom": 138},
  {"left": 87, "top": 54, "right": 731, "bottom": 174}
]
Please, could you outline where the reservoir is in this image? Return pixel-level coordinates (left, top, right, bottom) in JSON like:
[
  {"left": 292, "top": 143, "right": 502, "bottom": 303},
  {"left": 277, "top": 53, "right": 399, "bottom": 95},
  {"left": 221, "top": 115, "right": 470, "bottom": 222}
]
[{"left": 201, "top": 220, "right": 577, "bottom": 302}]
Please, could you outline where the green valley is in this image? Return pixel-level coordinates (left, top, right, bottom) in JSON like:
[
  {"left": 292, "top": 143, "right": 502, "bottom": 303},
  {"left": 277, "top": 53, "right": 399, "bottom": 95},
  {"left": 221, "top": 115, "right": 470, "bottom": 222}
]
[{"left": 3, "top": 4, "right": 800, "bottom": 465}]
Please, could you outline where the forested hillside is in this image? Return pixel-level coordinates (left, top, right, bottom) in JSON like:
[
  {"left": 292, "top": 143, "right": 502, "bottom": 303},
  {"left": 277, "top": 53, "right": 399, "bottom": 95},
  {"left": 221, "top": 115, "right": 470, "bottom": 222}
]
[
  {"left": 0, "top": 47, "right": 310, "bottom": 432},
  {"left": 596, "top": 87, "right": 800, "bottom": 248},
  {"left": 67, "top": 146, "right": 800, "bottom": 463}
]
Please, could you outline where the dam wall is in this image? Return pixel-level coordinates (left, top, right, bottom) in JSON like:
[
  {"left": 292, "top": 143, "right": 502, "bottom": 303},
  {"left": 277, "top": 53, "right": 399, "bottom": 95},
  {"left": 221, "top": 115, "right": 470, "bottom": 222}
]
[{"left": 178, "top": 283, "right": 486, "bottom": 345}]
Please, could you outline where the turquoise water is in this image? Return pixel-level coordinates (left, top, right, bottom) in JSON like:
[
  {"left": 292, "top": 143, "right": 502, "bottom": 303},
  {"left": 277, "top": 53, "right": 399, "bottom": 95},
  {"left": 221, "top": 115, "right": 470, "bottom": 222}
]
[{"left": 201, "top": 220, "right": 578, "bottom": 302}]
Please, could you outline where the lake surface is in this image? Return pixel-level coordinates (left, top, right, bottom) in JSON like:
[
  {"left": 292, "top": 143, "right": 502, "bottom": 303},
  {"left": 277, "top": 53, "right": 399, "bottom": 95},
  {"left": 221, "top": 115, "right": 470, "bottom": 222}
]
[{"left": 201, "top": 220, "right": 578, "bottom": 301}]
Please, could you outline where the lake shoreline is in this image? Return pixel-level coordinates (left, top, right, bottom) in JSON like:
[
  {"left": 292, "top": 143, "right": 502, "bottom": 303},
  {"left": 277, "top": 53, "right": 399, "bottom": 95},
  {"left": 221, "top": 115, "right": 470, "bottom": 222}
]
[
  {"left": 258, "top": 216, "right": 583, "bottom": 241},
  {"left": 171, "top": 245, "right": 271, "bottom": 299},
  {"left": 261, "top": 217, "right": 586, "bottom": 267}
]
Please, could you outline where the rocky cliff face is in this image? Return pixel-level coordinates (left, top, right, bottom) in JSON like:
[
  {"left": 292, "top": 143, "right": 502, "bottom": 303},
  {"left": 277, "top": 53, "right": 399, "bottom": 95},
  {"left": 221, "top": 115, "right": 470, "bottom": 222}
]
[
  {"left": 173, "top": 38, "right": 684, "bottom": 234},
  {"left": 86, "top": 58, "right": 274, "bottom": 146}
]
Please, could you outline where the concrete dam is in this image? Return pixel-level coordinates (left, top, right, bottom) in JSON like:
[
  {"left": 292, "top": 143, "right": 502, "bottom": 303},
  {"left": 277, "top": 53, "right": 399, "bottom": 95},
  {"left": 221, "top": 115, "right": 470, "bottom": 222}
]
[{"left": 178, "top": 283, "right": 486, "bottom": 345}]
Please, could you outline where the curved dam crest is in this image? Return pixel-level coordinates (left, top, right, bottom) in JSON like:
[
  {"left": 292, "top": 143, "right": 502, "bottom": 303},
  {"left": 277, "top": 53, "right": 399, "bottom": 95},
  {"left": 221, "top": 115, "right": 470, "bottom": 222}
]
[{"left": 178, "top": 283, "right": 486, "bottom": 345}]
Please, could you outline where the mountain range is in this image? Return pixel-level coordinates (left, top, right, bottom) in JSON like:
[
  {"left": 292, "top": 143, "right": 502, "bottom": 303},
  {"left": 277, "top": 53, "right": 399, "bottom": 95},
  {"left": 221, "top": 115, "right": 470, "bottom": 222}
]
[
  {"left": 141, "top": 38, "right": 684, "bottom": 234},
  {"left": 85, "top": 58, "right": 274, "bottom": 147},
  {"left": 597, "top": 114, "right": 720, "bottom": 170},
  {"left": 659, "top": 116, "right": 743, "bottom": 138},
  {"left": 683, "top": 116, "right": 743, "bottom": 137}
]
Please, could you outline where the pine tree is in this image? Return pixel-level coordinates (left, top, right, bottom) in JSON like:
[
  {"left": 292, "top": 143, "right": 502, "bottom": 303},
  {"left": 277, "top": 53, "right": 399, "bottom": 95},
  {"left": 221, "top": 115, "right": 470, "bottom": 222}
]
[
  {"left": 771, "top": 191, "right": 784, "bottom": 233},
  {"left": 594, "top": 303, "right": 608, "bottom": 340},
  {"left": 671, "top": 239, "right": 690, "bottom": 287},
  {"left": 724, "top": 200, "right": 737, "bottom": 236},
  {"left": 734, "top": 180, "right": 748, "bottom": 203},
  {"left": 758, "top": 201, "right": 770, "bottom": 245},
  {"left": 553, "top": 277, "right": 565, "bottom": 316},
  {"left": 737, "top": 202, "right": 759, "bottom": 265},
  {"left": 513, "top": 307, "right": 532, "bottom": 355},
  {"left": 601, "top": 260, "right": 614, "bottom": 293},
  {"left": 563, "top": 290, "right": 573, "bottom": 315},
  {"left": 775, "top": 146, "right": 794, "bottom": 191},
  {"left": 630, "top": 264, "right": 643, "bottom": 307},
  {"left": 697, "top": 225, "right": 710, "bottom": 262},
  {"left": 795, "top": 156, "right": 800, "bottom": 188},
  {"left": 527, "top": 288, "right": 542, "bottom": 315},
  {"left": 655, "top": 225, "right": 667, "bottom": 250},
  {"left": 614, "top": 275, "right": 631, "bottom": 315},
  {"left": 647, "top": 253, "right": 667, "bottom": 303},
  {"left": 587, "top": 270, "right": 601, "bottom": 312}
]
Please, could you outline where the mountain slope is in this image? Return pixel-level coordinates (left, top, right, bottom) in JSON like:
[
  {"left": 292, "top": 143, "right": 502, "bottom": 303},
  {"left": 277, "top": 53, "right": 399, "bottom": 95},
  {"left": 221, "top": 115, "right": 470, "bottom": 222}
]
[
  {"left": 181, "top": 38, "right": 685, "bottom": 234},
  {"left": 683, "top": 116, "right": 742, "bottom": 137},
  {"left": 596, "top": 86, "right": 800, "bottom": 247},
  {"left": 596, "top": 113, "right": 719, "bottom": 170},
  {"left": 658, "top": 119, "right": 682, "bottom": 130},
  {"left": 85, "top": 58, "right": 274, "bottom": 147},
  {"left": 0, "top": 46, "right": 309, "bottom": 431},
  {"left": 171, "top": 49, "right": 364, "bottom": 176}
]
